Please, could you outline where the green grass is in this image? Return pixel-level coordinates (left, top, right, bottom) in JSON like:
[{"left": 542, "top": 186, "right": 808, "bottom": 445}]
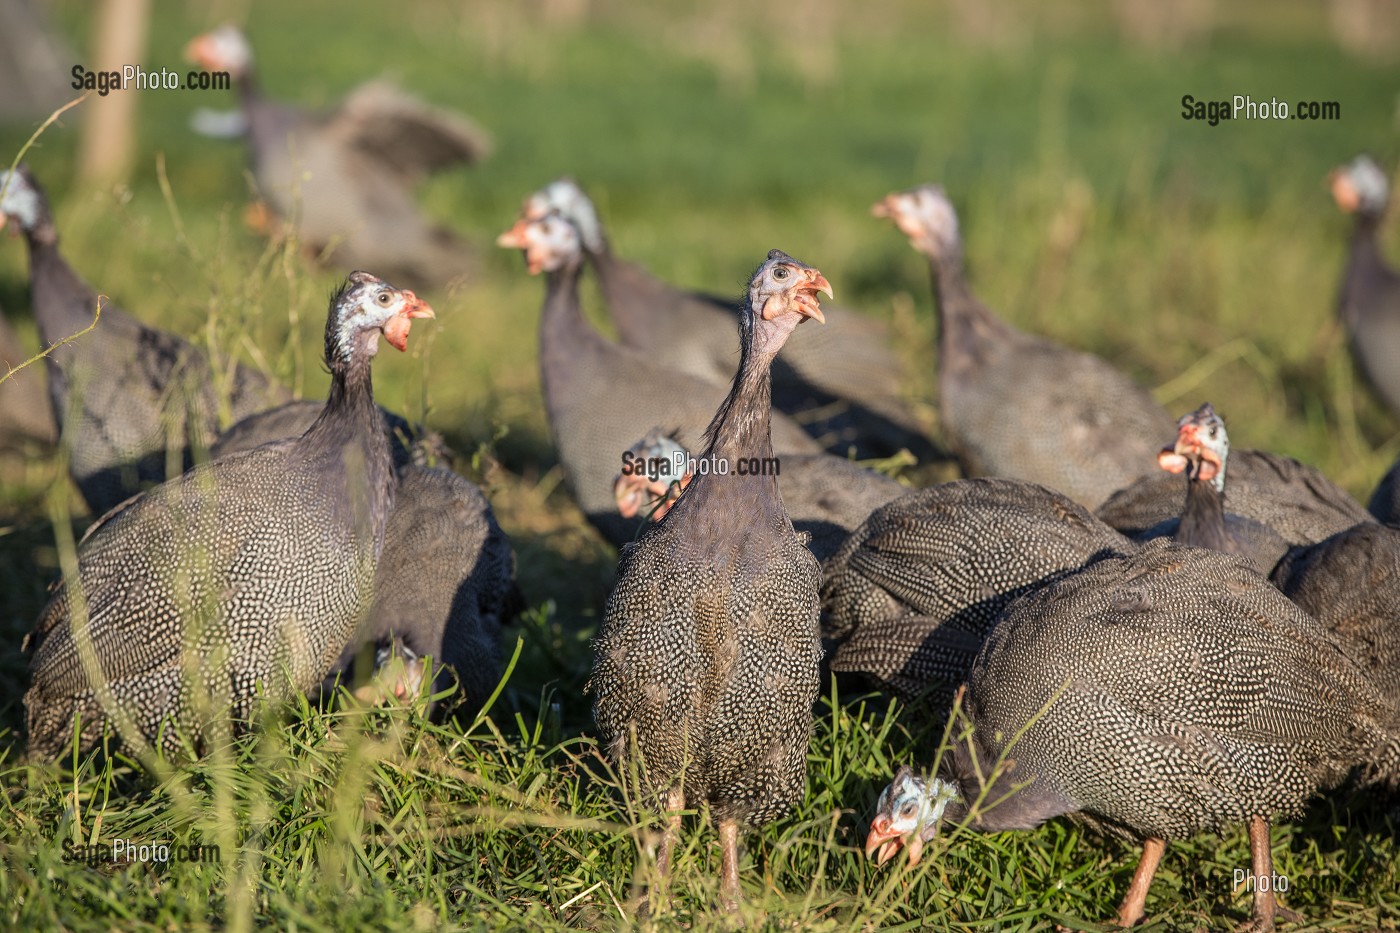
[{"left": 2, "top": 0, "right": 1399, "bottom": 929}]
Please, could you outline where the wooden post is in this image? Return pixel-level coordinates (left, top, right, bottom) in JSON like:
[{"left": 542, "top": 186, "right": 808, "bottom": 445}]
[{"left": 77, "top": 0, "right": 152, "bottom": 186}]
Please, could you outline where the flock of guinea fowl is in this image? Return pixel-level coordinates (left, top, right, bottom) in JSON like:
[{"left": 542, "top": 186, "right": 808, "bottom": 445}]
[{"left": 0, "top": 23, "right": 1398, "bottom": 931}]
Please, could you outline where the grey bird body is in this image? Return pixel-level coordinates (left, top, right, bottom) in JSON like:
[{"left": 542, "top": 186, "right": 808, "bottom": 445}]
[
  {"left": 0, "top": 166, "right": 288, "bottom": 513},
  {"left": 821, "top": 478, "right": 1132, "bottom": 704},
  {"left": 1333, "top": 156, "right": 1400, "bottom": 420},
  {"left": 23, "top": 272, "right": 430, "bottom": 759},
  {"left": 326, "top": 465, "right": 520, "bottom": 712},
  {"left": 874, "top": 185, "right": 1174, "bottom": 508},
  {"left": 589, "top": 250, "right": 827, "bottom": 907},
  {"left": 189, "top": 27, "right": 492, "bottom": 289},
  {"left": 960, "top": 542, "right": 1396, "bottom": 840},
  {"left": 1273, "top": 521, "right": 1400, "bottom": 713},
  {"left": 868, "top": 541, "right": 1399, "bottom": 930}
]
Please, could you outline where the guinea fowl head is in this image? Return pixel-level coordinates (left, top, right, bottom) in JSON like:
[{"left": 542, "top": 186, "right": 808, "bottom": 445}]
[
  {"left": 0, "top": 166, "right": 50, "bottom": 239},
  {"left": 865, "top": 766, "right": 961, "bottom": 867},
  {"left": 184, "top": 25, "right": 253, "bottom": 79},
  {"left": 497, "top": 210, "right": 583, "bottom": 275},
  {"left": 613, "top": 429, "right": 691, "bottom": 520},
  {"left": 745, "top": 249, "right": 831, "bottom": 355},
  {"left": 1331, "top": 155, "right": 1389, "bottom": 218},
  {"left": 872, "top": 184, "right": 961, "bottom": 262},
  {"left": 520, "top": 179, "right": 606, "bottom": 255},
  {"left": 1157, "top": 402, "right": 1229, "bottom": 493},
  {"left": 326, "top": 271, "right": 435, "bottom": 366}
]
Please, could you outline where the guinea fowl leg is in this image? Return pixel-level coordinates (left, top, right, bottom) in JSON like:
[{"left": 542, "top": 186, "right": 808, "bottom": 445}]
[
  {"left": 718, "top": 818, "right": 741, "bottom": 911},
  {"left": 1244, "top": 816, "right": 1300, "bottom": 930},
  {"left": 656, "top": 789, "right": 685, "bottom": 881},
  {"left": 1115, "top": 836, "right": 1165, "bottom": 927}
]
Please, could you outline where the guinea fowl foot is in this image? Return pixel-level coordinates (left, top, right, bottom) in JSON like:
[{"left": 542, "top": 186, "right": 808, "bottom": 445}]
[{"left": 1114, "top": 836, "right": 1166, "bottom": 927}]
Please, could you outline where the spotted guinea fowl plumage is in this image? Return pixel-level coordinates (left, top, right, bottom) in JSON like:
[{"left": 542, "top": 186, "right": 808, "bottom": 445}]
[
  {"left": 867, "top": 541, "right": 1400, "bottom": 930},
  {"left": 874, "top": 184, "right": 1174, "bottom": 508},
  {"left": 1331, "top": 154, "right": 1400, "bottom": 421},
  {"left": 498, "top": 199, "right": 822, "bottom": 547},
  {"left": 1273, "top": 521, "right": 1400, "bottom": 712},
  {"left": 588, "top": 250, "right": 827, "bottom": 909},
  {"left": 613, "top": 427, "right": 904, "bottom": 561},
  {"left": 324, "top": 464, "right": 521, "bottom": 712},
  {"left": 821, "top": 478, "right": 1132, "bottom": 704},
  {"left": 23, "top": 272, "right": 433, "bottom": 759},
  {"left": 0, "top": 165, "right": 290, "bottom": 513},
  {"left": 186, "top": 25, "right": 492, "bottom": 288},
  {"left": 523, "top": 178, "right": 938, "bottom": 461},
  {"left": 1140, "top": 402, "right": 1290, "bottom": 573}
]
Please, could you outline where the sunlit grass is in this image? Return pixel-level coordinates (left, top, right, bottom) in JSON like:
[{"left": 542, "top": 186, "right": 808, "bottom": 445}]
[{"left": 1, "top": 0, "right": 1398, "bottom": 929}]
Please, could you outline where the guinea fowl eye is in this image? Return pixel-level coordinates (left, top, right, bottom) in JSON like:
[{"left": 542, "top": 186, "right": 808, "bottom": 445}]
[
  {"left": 772, "top": 266, "right": 789, "bottom": 280},
  {"left": 376, "top": 292, "right": 392, "bottom": 305}
]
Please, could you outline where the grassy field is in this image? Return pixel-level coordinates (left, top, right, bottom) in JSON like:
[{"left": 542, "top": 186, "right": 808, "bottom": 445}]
[{"left": 2, "top": 0, "right": 1399, "bottom": 929}]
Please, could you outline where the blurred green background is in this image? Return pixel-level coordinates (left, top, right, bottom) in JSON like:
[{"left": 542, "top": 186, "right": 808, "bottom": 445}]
[{"left": 1, "top": 1, "right": 1399, "bottom": 929}]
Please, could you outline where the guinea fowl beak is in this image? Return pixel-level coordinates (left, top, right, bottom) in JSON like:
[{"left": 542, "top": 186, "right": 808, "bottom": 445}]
[
  {"left": 865, "top": 816, "right": 909, "bottom": 866},
  {"left": 184, "top": 34, "right": 215, "bottom": 69},
  {"left": 789, "top": 269, "right": 832, "bottom": 324},
  {"left": 382, "top": 293, "right": 436, "bottom": 352},
  {"left": 497, "top": 219, "right": 550, "bottom": 275},
  {"left": 1158, "top": 424, "right": 1220, "bottom": 482},
  {"left": 870, "top": 195, "right": 896, "bottom": 219},
  {"left": 1330, "top": 170, "right": 1360, "bottom": 213}
]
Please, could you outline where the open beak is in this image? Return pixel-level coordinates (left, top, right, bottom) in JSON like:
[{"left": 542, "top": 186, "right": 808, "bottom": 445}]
[
  {"left": 382, "top": 292, "right": 435, "bottom": 352},
  {"left": 865, "top": 817, "right": 914, "bottom": 866},
  {"left": 1331, "top": 170, "right": 1360, "bottom": 213},
  {"left": 496, "top": 219, "right": 550, "bottom": 275},
  {"left": 1159, "top": 424, "right": 1220, "bottom": 482},
  {"left": 790, "top": 268, "right": 832, "bottom": 324}
]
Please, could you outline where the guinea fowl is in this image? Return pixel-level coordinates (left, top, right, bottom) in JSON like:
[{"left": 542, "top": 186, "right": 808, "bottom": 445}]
[
  {"left": 497, "top": 203, "right": 822, "bottom": 547},
  {"left": 186, "top": 25, "right": 492, "bottom": 288},
  {"left": 0, "top": 165, "right": 289, "bottom": 513},
  {"left": 866, "top": 542, "right": 1400, "bottom": 931},
  {"left": 325, "top": 465, "right": 521, "bottom": 714},
  {"left": 1143, "top": 403, "right": 1290, "bottom": 573},
  {"left": 1097, "top": 445, "right": 1373, "bottom": 547},
  {"left": 1273, "top": 521, "right": 1400, "bottom": 711},
  {"left": 821, "top": 479, "right": 1132, "bottom": 704},
  {"left": 522, "top": 179, "right": 937, "bottom": 460},
  {"left": 873, "top": 184, "right": 1175, "bottom": 508},
  {"left": 1331, "top": 154, "right": 1400, "bottom": 420},
  {"left": 23, "top": 272, "right": 435, "bottom": 760},
  {"left": 588, "top": 250, "right": 828, "bottom": 910},
  {"left": 0, "top": 301, "right": 56, "bottom": 447},
  {"left": 613, "top": 427, "right": 904, "bottom": 561}
]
